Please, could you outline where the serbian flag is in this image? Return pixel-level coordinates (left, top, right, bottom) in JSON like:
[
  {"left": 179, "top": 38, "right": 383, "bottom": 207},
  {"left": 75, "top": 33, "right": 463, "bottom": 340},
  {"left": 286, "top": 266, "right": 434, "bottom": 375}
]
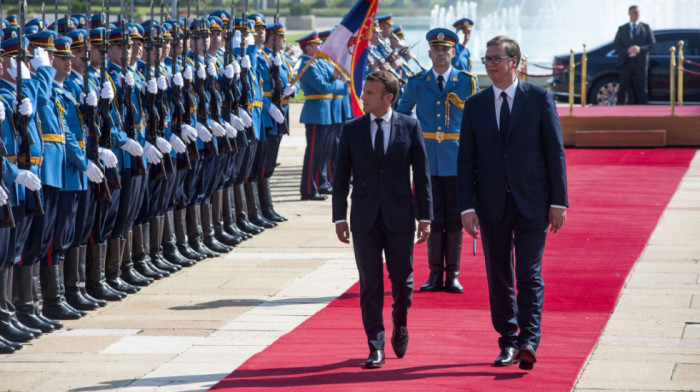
[{"left": 319, "top": 0, "right": 378, "bottom": 117}]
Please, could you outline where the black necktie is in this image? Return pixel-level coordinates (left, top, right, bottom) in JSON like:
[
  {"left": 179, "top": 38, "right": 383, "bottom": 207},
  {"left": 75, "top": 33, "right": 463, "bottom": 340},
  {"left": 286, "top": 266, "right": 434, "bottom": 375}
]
[
  {"left": 374, "top": 118, "right": 385, "bottom": 162},
  {"left": 437, "top": 75, "right": 444, "bottom": 92},
  {"left": 499, "top": 91, "right": 510, "bottom": 135}
]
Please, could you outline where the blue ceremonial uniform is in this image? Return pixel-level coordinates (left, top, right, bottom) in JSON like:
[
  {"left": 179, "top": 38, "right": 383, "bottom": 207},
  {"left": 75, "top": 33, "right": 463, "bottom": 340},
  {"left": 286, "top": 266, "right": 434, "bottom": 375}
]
[{"left": 452, "top": 43, "right": 472, "bottom": 72}]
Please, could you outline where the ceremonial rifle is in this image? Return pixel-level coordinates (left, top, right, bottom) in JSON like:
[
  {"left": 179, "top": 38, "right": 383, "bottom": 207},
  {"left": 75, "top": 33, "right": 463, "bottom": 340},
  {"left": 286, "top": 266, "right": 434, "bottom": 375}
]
[
  {"left": 98, "top": 0, "right": 121, "bottom": 190},
  {"left": 83, "top": 0, "right": 111, "bottom": 200},
  {"left": 227, "top": 0, "right": 247, "bottom": 147},
  {"left": 121, "top": 0, "right": 146, "bottom": 176},
  {"left": 15, "top": 0, "right": 44, "bottom": 216},
  {"left": 193, "top": 0, "right": 217, "bottom": 158},
  {"left": 0, "top": 2, "right": 15, "bottom": 228},
  {"left": 181, "top": 0, "right": 200, "bottom": 163},
  {"left": 238, "top": 0, "right": 255, "bottom": 142},
  {"left": 154, "top": 0, "right": 175, "bottom": 173},
  {"left": 169, "top": 0, "right": 192, "bottom": 170},
  {"left": 269, "top": 0, "right": 288, "bottom": 135},
  {"left": 144, "top": 0, "right": 167, "bottom": 180}
]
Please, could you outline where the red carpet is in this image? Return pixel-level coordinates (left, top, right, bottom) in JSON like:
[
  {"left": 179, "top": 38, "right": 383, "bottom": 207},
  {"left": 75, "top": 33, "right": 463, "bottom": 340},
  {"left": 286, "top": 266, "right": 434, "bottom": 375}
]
[
  {"left": 557, "top": 104, "right": 700, "bottom": 117},
  {"left": 211, "top": 149, "right": 696, "bottom": 392}
]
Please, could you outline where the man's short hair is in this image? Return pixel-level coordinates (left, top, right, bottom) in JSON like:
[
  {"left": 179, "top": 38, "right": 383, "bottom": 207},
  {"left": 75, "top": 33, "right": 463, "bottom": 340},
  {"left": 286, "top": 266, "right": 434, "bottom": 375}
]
[
  {"left": 365, "top": 70, "right": 399, "bottom": 103},
  {"left": 486, "top": 35, "right": 521, "bottom": 67},
  {"left": 629, "top": 5, "right": 638, "bottom": 12}
]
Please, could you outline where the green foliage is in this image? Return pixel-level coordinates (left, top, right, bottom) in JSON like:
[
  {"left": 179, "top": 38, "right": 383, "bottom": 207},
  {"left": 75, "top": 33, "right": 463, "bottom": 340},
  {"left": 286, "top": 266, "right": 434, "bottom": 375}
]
[{"left": 289, "top": 2, "right": 312, "bottom": 16}]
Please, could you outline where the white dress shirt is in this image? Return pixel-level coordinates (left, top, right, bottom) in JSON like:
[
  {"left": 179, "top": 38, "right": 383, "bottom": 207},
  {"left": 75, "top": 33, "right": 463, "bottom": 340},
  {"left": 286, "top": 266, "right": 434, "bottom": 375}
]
[{"left": 432, "top": 66, "right": 452, "bottom": 89}]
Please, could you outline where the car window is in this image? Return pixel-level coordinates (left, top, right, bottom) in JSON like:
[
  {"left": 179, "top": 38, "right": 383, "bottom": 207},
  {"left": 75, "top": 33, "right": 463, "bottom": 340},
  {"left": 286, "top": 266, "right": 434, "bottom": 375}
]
[{"left": 650, "top": 35, "right": 687, "bottom": 55}]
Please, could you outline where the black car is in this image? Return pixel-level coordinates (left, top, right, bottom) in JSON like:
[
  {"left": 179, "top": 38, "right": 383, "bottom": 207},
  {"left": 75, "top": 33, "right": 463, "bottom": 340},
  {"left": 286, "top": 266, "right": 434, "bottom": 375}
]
[{"left": 549, "top": 29, "right": 700, "bottom": 105}]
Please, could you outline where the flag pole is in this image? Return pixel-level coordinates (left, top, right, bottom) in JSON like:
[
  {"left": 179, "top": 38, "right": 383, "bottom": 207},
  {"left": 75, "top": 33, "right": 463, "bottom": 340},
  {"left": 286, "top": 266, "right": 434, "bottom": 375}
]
[{"left": 289, "top": 50, "right": 321, "bottom": 88}]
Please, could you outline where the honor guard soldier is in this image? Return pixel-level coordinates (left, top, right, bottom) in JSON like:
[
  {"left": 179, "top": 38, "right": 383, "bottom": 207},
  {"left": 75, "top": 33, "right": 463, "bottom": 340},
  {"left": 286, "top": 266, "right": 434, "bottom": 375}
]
[
  {"left": 375, "top": 14, "right": 393, "bottom": 43},
  {"left": 452, "top": 18, "right": 474, "bottom": 72},
  {"left": 296, "top": 31, "right": 346, "bottom": 201},
  {"left": 392, "top": 25, "right": 404, "bottom": 40},
  {"left": 397, "top": 28, "right": 478, "bottom": 294},
  {"left": 1, "top": 36, "right": 63, "bottom": 345}
]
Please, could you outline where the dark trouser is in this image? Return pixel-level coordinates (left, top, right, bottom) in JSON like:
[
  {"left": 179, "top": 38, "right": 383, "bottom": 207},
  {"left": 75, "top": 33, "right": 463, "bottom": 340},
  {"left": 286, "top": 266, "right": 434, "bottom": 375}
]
[
  {"left": 172, "top": 164, "right": 189, "bottom": 209},
  {"left": 135, "top": 166, "right": 165, "bottom": 225},
  {"left": 430, "top": 176, "right": 461, "bottom": 233},
  {"left": 9, "top": 202, "right": 33, "bottom": 266},
  {"left": 317, "top": 123, "right": 338, "bottom": 192},
  {"left": 219, "top": 152, "right": 236, "bottom": 190},
  {"left": 73, "top": 187, "right": 96, "bottom": 247},
  {"left": 238, "top": 140, "right": 258, "bottom": 185},
  {"left": 618, "top": 58, "right": 648, "bottom": 105},
  {"left": 112, "top": 170, "right": 148, "bottom": 239},
  {"left": 49, "top": 191, "right": 80, "bottom": 265},
  {"left": 181, "top": 159, "right": 203, "bottom": 208},
  {"left": 198, "top": 156, "right": 219, "bottom": 203},
  {"left": 159, "top": 163, "right": 179, "bottom": 214},
  {"left": 479, "top": 192, "right": 547, "bottom": 351},
  {"left": 300, "top": 124, "right": 329, "bottom": 197},
  {"left": 352, "top": 212, "right": 415, "bottom": 352},
  {"left": 23, "top": 186, "right": 60, "bottom": 266},
  {"left": 0, "top": 227, "right": 9, "bottom": 269},
  {"left": 328, "top": 123, "right": 343, "bottom": 186},
  {"left": 260, "top": 133, "right": 282, "bottom": 179},
  {"left": 92, "top": 179, "right": 121, "bottom": 245}
]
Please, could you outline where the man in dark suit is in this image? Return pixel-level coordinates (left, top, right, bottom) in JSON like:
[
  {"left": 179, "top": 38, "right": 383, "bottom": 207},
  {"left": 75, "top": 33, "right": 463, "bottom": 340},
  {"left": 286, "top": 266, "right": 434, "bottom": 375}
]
[
  {"left": 333, "top": 71, "right": 432, "bottom": 369},
  {"left": 457, "top": 36, "right": 568, "bottom": 371},
  {"left": 613, "top": 5, "right": 655, "bottom": 104}
]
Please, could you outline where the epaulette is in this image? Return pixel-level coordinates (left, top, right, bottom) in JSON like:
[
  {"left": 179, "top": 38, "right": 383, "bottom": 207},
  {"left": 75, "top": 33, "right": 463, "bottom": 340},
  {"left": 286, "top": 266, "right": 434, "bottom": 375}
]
[
  {"left": 460, "top": 70, "right": 476, "bottom": 78},
  {"left": 409, "top": 70, "right": 425, "bottom": 79}
]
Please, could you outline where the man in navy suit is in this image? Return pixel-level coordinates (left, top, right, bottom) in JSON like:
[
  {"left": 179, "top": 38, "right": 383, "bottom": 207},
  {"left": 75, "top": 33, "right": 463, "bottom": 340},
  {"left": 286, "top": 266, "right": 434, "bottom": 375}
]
[
  {"left": 333, "top": 71, "right": 432, "bottom": 369},
  {"left": 613, "top": 5, "right": 655, "bottom": 104},
  {"left": 457, "top": 36, "right": 568, "bottom": 371}
]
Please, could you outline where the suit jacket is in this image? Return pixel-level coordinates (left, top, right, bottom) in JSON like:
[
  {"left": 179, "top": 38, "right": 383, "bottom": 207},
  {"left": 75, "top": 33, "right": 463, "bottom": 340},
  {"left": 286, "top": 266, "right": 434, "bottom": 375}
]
[
  {"left": 457, "top": 80, "right": 568, "bottom": 223},
  {"left": 332, "top": 111, "right": 433, "bottom": 233},
  {"left": 613, "top": 22, "right": 655, "bottom": 67}
]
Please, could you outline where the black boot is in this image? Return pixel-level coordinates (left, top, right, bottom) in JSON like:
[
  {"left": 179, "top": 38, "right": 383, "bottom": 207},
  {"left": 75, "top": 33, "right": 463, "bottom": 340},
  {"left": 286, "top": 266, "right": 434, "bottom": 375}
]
[
  {"left": 6, "top": 266, "right": 43, "bottom": 338},
  {"left": 213, "top": 190, "right": 241, "bottom": 246},
  {"left": 259, "top": 177, "right": 286, "bottom": 222},
  {"left": 133, "top": 223, "right": 167, "bottom": 279},
  {"left": 105, "top": 238, "right": 140, "bottom": 294},
  {"left": 0, "top": 266, "right": 36, "bottom": 342},
  {"left": 223, "top": 186, "right": 251, "bottom": 240},
  {"left": 444, "top": 231, "right": 464, "bottom": 293},
  {"left": 245, "top": 181, "right": 276, "bottom": 228},
  {"left": 120, "top": 231, "right": 154, "bottom": 287},
  {"left": 40, "top": 265, "right": 84, "bottom": 320},
  {"left": 32, "top": 264, "right": 63, "bottom": 329},
  {"left": 78, "top": 245, "right": 107, "bottom": 307},
  {"left": 175, "top": 208, "right": 206, "bottom": 261},
  {"left": 187, "top": 205, "right": 219, "bottom": 258},
  {"left": 202, "top": 202, "right": 233, "bottom": 253},
  {"left": 13, "top": 265, "right": 55, "bottom": 332},
  {"left": 58, "top": 262, "right": 88, "bottom": 317},
  {"left": 149, "top": 216, "right": 182, "bottom": 273},
  {"left": 234, "top": 184, "right": 264, "bottom": 234},
  {"left": 64, "top": 247, "right": 100, "bottom": 311},
  {"left": 420, "top": 231, "right": 445, "bottom": 292},
  {"left": 86, "top": 243, "right": 126, "bottom": 301},
  {"left": 0, "top": 333, "right": 17, "bottom": 353},
  {"left": 162, "top": 210, "right": 196, "bottom": 267}
]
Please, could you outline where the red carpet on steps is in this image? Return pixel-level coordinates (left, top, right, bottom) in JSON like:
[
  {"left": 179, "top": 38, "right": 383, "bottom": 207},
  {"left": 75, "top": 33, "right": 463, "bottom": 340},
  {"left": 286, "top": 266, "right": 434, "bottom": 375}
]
[{"left": 211, "top": 149, "right": 696, "bottom": 392}]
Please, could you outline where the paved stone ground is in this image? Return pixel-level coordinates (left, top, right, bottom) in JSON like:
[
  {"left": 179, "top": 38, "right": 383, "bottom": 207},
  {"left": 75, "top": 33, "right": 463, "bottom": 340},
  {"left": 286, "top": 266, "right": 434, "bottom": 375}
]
[{"left": 0, "top": 103, "right": 698, "bottom": 391}]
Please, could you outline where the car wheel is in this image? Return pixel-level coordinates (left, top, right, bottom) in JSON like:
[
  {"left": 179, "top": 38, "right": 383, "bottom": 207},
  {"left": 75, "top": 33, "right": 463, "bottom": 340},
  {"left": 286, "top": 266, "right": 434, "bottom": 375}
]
[{"left": 590, "top": 76, "right": 619, "bottom": 105}]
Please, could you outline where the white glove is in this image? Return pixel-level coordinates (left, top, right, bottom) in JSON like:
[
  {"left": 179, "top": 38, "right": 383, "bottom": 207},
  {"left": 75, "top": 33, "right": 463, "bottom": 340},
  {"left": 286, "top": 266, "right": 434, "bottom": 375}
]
[
  {"left": 224, "top": 64, "right": 235, "bottom": 79},
  {"left": 172, "top": 72, "right": 184, "bottom": 87},
  {"left": 232, "top": 59, "right": 241, "bottom": 76},
  {"left": 196, "top": 64, "right": 206, "bottom": 79},
  {"left": 169, "top": 134, "right": 186, "bottom": 153},
  {"left": 155, "top": 136, "right": 172, "bottom": 154},
  {"left": 13, "top": 98, "right": 33, "bottom": 116},
  {"left": 195, "top": 122, "right": 212, "bottom": 142},
  {"left": 8, "top": 58, "right": 30, "bottom": 81},
  {"left": 209, "top": 121, "right": 226, "bottom": 137},
  {"left": 143, "top": 141, "right": 163, "bottom": 164},
  {"left": 240, "top": 55, "right": 251, "bottom": 69},
  {"left": 120, "top": 138, "right": 144, "bottom": 156},
  {"left": 283, "top": 85, "right": 295, "bottom": 97},
  {"left": 30, "top": 47, "right": 51, "bottom": 69},
  {"left": 0, "top": 185, "right": 7, "bottom": 206},
  {"left": 84, "top": 160, "right": 105, "bottom": 183},
  {"left": 232, "top": 30, "right": 241, "bottom": 49},
  {"left": 157, "top": 75, "right": 168, "bottom": 90},
  {"left": 147, "top": 78, "right": 158, "bottom": 94},
  {"left": 229, "top": 114, "right": 245, "bottom": 131},
  {"left": 238, "top": 108, "right": 253, "bottom": 128},
  {"left": 98, "top": 147, "right": 118, "bottom": 168},
  {"left": 119, "top": 71, "right": 135, "bottom": 87},
  {"left": 180, "top": 124, "right": 198, "bottom": 144},
  {"left": 183, "top": 65, "right": 194, "bottom": 81},
  {"left": 81, "top": 91, "right": 98, "bottom": 107},
  {"left": 223, "top": 121, "right": 237, "bottom": 138},
  {"left": 14, "top": 169, "right": 41, "bottom": 191},
  {"left": 272, "top": 53, "right": 282, "bottom": 67},
  {"left": 0, "top": 101, "right": 5, "bottom": 122},
  {"left": 207, "top": 62, "right": 217, "bottom": 77},
  {"left": 100, "top": 82, "right": 115, "bottom": 100},
  {"left": 268, "top": 104, "right": 285, "bottom": 124}
]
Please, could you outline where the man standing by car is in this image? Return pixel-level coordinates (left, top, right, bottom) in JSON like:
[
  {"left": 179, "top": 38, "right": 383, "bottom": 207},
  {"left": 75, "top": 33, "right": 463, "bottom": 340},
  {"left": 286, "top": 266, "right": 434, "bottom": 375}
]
[{"left": 613, "top": 5, "right": 655, "bottom": 104}]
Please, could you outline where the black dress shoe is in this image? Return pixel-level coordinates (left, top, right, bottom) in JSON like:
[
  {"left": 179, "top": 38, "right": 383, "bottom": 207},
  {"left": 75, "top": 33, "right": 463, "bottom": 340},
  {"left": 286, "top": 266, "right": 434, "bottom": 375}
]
[
  {"left": 364, "top": 350, "right": 385, "bottom": 369},
  {"left": 419, "top": 273, "right": 443, "bottom": 292},
  {"left": 515, "top": 344, "right": 537, "bottom": 370},
  {"left": 494, "top": 346, "right": 519, "bottom": 367},
  {"left": 300, "top": 193, "right": 327, "bottom": 201},
  {"left": 444, "top": 276, "right": 464, "bottom": 293},
  {"left": 391, "top": 325, "right": 409, "bottom": 359}
]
